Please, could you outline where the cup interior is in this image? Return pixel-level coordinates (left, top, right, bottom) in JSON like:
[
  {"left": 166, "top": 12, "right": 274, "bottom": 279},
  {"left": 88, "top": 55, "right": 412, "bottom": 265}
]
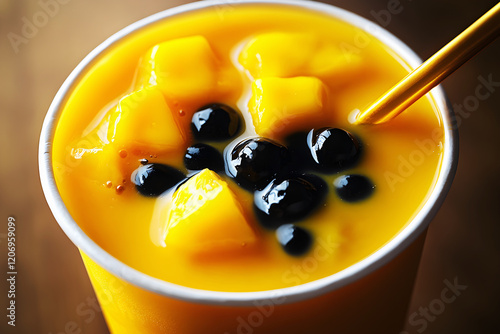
[{"left": 39, "top": 0, "right": 458, "bottom": 306}]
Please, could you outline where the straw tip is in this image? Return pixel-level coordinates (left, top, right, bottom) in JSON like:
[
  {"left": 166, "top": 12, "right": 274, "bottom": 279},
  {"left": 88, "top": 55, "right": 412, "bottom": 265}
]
[
  {"left": 350, "top": 108, "right": 388, "bottom": 125},
  {"left": 348, "top": 109, "right": 361, "bottom": 124}
]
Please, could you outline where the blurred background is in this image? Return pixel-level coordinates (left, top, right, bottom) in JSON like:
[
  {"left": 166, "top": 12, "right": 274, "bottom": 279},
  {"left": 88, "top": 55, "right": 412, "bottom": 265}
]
[{"left": 0, "top": 0, "right": 499, "bottom": 333}]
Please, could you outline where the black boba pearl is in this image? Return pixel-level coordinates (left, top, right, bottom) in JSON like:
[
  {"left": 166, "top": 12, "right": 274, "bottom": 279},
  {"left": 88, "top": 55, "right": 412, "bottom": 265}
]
[
  {"left": 254, "top": 175, "right": 327, "bottom": 229},
  {"left": 307, "top": 128, "right": 361, "bottom": 172},
  {"left": 228, "top": 138, "right": 292, "bottom": 191},
  {"left": 132, "top": 163, "right": 185, "bottom": 197},
  {"left": 284, "top": 131, "right": 316, "bottom": 172},
  {"left": 334, "top": 174, "right": 375, "bottom": 202},
  {"left": 298, "top": 173, "right": 328, "bottom": 201},
  {"left": 276, "top": 224, "right": 313, "bottom": 256},
  {"left": 191, "top": 103, "right": 241, "bottom": 141},
  {"left": 184, "top": 144, "right": 224, "bottom": 172}
]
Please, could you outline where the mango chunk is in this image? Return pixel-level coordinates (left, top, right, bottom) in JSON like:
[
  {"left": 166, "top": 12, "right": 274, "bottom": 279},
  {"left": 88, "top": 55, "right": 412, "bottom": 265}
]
[
  {"left": 164, "top": 169, "right": 256, "bottom": 255},
  {"left": 107, "top": 87, "right": 186, "bottom": 154},
  {"left": 248, "top": 77, "right": 327, "bottom": 138},
  {"left": 239, "top": 32, "right": 362, "bottom": 78},
  {"left": 137, "top": 35, "right": 218, "bottom": 103},
  {"left": 66, "top": 135, "right": 125, "bottom": 189}
]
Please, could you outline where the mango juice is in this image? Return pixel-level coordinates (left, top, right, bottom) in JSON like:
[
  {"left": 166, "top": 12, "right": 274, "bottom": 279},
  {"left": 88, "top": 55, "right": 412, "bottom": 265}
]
[{"left": 52, "top": 3, "right": 444, "bottom": 295}]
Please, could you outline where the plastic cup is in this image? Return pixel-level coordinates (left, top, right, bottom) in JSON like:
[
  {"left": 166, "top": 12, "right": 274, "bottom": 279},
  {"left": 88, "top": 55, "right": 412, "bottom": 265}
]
[{"left": 39, "top": 1, "right": 458, "bottom": 333}]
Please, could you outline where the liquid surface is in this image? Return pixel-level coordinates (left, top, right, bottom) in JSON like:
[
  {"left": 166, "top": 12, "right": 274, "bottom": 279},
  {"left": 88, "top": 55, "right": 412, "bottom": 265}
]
[{"left": 52, "top": 4, "right": 444, "bottom": 292}]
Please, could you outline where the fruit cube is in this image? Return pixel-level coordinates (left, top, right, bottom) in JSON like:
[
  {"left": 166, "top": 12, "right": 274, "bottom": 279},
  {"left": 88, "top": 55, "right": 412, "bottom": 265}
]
[
  {"left": 67, "top": 134, "right": 124, "bottom": 189},
  {"left": 137, "top": 35, "right": 218, "bottom": 104},
  {"left": 107, "top": 87, "right": 186, "bottom": 154},
  {"left": 239, "top": 32, "right": 362, "bottom": 78},
  {"left": 163, "top": 169, "right": 257, "bottom": 255},
  {"left": 248, "top": 77, "right": 327, "bottom": 138}
]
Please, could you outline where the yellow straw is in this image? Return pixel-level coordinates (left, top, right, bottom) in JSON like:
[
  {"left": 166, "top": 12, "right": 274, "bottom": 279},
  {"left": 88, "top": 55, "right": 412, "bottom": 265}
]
[{"left": 354, "top": 2, "right": 500, "bottom": 125}]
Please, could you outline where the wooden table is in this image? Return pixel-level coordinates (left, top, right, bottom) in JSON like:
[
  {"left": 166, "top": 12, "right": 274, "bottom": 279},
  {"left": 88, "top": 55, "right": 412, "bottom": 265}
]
[{"left": 1, "top": 0, "right": 499, "bottom": 333}]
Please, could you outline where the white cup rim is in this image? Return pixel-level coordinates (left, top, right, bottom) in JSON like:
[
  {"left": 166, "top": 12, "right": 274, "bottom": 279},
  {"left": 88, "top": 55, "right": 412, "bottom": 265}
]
[{"left": 39, "top": 0, "right": 458, "bottom": 306}]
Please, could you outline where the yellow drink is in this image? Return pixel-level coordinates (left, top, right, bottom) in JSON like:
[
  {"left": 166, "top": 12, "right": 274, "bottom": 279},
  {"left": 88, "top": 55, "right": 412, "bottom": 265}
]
[{"left": 42, "top": 2, "right": 456, "bottom": 333}]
